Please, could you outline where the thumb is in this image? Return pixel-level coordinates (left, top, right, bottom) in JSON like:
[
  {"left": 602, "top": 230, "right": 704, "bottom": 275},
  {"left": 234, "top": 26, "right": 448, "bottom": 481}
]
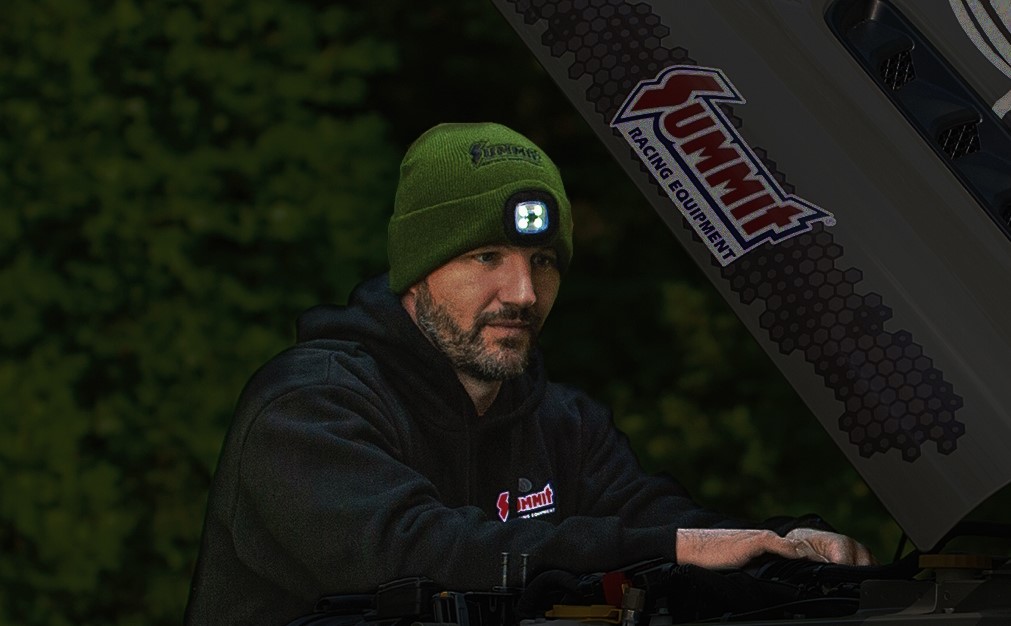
[
  {"left": 758, "top": 533, "right": 815, "bottom": 562},
  {"left": 789, "top": 536, "right": 831, "bottom": 563}
]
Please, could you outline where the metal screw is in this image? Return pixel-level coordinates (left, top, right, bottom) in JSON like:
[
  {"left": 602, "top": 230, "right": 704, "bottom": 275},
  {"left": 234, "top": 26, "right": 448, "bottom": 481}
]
[{"left": 500, "top": 552, "right": 509, "bottom": 589}]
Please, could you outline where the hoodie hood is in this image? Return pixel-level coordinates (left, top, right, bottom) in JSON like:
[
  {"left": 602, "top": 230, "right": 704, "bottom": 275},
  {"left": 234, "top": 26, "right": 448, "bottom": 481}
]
[{"left": 295, "top": 273, "right": 548, "bottom": 432}]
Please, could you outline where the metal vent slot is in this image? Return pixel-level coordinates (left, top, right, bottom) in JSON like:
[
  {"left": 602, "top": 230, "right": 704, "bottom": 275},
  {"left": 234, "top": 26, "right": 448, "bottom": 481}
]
[
  {"left": 828, "top": 0, "right": 1011, "bottom": 242},
  {"left": 880, "top": 48, "right": 915, "bottom": 90},
  {"left": 938, "top": 120, "right": 981, "bottom": 159}
]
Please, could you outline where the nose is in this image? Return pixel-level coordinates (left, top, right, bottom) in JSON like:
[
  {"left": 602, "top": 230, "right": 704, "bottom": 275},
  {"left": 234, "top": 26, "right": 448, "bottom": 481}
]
[{"left": 497, "top": 252, "right": 537, "bottom": 308}]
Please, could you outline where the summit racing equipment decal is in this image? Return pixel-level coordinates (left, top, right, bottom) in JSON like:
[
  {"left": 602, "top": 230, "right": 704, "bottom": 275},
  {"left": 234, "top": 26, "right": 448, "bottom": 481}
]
[
  {"left": 516, "top": 483, "right": 554, "bottom": 518},
  {"left": 495, "top": 482, "right": 556, "bottom": 522},
  {"left": 610, "top": 66, "right": 835, "bottom": 265}
]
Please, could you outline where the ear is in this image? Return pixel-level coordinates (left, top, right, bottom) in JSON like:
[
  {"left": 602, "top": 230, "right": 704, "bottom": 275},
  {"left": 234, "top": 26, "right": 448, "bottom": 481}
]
[{"left": 400, "top": 284, "right": 420, "bottom": 322}]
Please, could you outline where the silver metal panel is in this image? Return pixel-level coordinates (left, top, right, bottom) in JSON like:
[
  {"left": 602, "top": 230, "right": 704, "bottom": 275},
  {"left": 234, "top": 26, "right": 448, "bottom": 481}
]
[{"left": 492, "top": 0, "right": 1011, "bottom": 549}]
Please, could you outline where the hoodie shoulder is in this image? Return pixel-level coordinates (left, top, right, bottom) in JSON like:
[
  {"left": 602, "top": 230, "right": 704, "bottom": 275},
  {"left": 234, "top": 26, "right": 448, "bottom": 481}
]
[
  {"left": 542, "top": 381, "right": 610, "bottom": 419},
  {"left": 234, "top": 339, "right": 377, "bottom": 423},
  {"left": 296, "top": 274, "right": 404, "bottom": 345}
]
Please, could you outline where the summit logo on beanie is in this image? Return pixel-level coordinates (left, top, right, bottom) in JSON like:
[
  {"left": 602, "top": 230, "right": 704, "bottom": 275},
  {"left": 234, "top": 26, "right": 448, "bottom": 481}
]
[{"left": 469, "top": 140, "right": 542, "bottom": 168}]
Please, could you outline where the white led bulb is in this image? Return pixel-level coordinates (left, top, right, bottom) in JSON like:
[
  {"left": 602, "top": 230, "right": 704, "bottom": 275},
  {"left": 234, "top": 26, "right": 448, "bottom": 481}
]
[{"left": 514, "top": 201, "right": 549, "bottom": 235}]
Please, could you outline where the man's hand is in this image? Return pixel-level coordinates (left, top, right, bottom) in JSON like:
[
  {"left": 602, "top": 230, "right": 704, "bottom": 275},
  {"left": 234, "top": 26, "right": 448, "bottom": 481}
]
[
  {"left": 785, "top": 528, "right": 876, "bottom": 566},
  {"left": 676, "top": 528, "right": 875, "bottom": 570},
  {"left": 676, "top": 528, "right": 805, "bottom": 569}
]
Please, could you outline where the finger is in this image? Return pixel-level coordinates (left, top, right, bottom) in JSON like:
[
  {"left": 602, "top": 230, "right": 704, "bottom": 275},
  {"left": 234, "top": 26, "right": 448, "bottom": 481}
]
[
  {"left": 824, "top": 538, "right": 855, "bottom": 564},
  {"left": 786, "top": 529, "right": 878, "bottom": 566},
  {"left": 792, "top": 537, "right": 831, "bottom": 563},
  {"left": 762, "top": 534, "right": 813, "bottom": 562},
  {"left": 792, "top": 531, "right": 848, "bottom": 564},
  {"left": 828, "top": 538, "right": 876, "bottom": 566},
  {"left": 854, "top": 543, "right": 877, "bottom": 566}
]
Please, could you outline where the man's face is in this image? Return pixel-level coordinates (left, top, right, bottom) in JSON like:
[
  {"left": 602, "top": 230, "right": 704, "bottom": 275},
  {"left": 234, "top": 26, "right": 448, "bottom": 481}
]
[{"left": 408, "top": 245, "right": 561, "bottom": 381}]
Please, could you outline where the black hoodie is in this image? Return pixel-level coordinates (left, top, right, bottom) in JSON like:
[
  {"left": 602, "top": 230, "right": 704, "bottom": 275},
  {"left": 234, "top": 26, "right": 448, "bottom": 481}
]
[{"left": 186, "top": 274, "right": 761, "bottom": 625}]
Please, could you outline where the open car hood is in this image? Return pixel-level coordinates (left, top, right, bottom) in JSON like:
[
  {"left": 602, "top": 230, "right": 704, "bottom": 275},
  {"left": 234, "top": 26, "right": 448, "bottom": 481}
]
[{"left": 491, "top": 0, "right": 1011, "bottom": 551}]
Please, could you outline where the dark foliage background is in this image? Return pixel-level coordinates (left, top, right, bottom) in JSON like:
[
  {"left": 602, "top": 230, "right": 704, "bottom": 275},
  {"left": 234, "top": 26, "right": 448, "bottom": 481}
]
[{"left": 1, "top": 1, "right": 896, "bottom": 623}]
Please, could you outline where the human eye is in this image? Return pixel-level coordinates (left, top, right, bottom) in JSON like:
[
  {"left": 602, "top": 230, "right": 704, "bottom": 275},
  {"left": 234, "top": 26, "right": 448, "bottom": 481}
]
[
  {"left": 473, "top": 250, "right": 501, "bottom": 265},
  {"left": 532, "top": 251, "right": 558, "bottom": 269}
]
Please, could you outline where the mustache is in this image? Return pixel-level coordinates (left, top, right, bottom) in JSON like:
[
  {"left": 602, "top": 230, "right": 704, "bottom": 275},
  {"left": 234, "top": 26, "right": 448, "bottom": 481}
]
[{"left": 475, "top": 304, "right": 542, "bottom": 329}]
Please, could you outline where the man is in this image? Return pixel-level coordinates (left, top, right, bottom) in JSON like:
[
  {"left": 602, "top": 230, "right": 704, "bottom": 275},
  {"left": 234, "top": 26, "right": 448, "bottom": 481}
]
[{"left": 186, "top": 122, "right": 872, "bottom": 625}]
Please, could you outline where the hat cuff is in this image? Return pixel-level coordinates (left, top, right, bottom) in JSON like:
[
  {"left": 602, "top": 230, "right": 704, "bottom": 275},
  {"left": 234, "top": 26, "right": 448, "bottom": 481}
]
[{"left": 388, "top": 179, "right": 572, "bottom": 293}]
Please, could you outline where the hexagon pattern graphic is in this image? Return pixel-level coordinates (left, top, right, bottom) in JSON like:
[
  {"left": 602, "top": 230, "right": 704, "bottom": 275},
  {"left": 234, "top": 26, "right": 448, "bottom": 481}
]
[{"left": 508, "top": 0, "right": 966, "bottom": 460}]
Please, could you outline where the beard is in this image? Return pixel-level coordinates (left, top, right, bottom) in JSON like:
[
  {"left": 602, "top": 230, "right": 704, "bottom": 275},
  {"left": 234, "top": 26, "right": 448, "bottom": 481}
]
[{"left": 413, "top": 281, "right": 542, "bottom": 382}]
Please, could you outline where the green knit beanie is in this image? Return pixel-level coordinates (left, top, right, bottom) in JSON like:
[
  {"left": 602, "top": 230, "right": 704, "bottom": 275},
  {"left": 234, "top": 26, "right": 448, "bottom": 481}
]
[{"left": 388, "top": 122, "right": 573, "bottom": 294}]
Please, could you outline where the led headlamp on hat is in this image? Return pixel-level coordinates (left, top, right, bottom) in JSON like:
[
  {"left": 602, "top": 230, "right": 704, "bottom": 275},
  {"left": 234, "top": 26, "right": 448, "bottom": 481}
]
[
  {"left": 503, "top": 190, "right": 558, "bottom": 246},
  {"left": 388, "top": 122, "right": 573, "bottom": 294}
]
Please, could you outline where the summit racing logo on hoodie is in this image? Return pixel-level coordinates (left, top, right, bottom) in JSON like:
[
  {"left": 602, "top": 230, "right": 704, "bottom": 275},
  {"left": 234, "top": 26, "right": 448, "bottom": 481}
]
[
  {"left": 495, "top": 482, "right": 556, "bottom": 522},
  {"left": 610, "top": 66, "right": 834, "bottom": 265}
]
